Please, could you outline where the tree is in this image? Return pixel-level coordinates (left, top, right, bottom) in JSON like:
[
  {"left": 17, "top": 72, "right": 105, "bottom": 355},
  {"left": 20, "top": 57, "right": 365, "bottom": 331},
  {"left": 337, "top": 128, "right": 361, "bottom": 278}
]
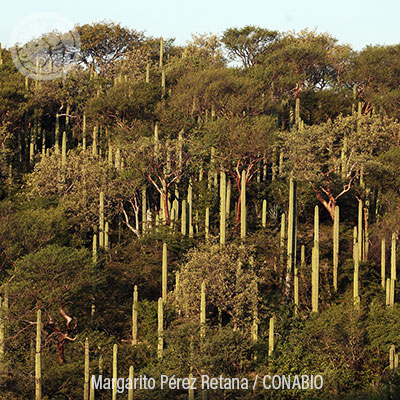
[
  {"left": 221, "top": 25, "right": 279, "bottom": 68},
  {"left": 175, "top": 241, "right": 258, "bottom": 329},
  {"left": 348, "top": 44, "right": 400, "bottom": 118},
  {"left": 76, "top": 22, "right": 144, "bottom": 76},
  {"left": 7, "top": 245, "right": 92, "bottom": 364}
]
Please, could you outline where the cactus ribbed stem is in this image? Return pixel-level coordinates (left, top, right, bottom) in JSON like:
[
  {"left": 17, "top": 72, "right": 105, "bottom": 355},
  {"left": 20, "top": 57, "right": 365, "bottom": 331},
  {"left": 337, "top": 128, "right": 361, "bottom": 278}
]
[
  {"left": 386, "top": 278, "right": 391, "bottom": 306},
  {"left": 391, "top": 233, "right": 396, "bottom": 281},
  {"left": 162, "top": 243, "right": 168, "bottom": 303},
  {"left": 92, "top": 234, "right": 97, "bottom": 264},
  {"left": 333, "top": 205, "right": 339, "bottom": 292},
  {"left": 312, "top": 206, "right": 319, "bottom": 313},
  {"left": 200, "top": 281, "right": 206, "bottom": 340},
  {"left": 61, "top": 131, "right": 67, "bottom": 167},
  {"left": 145, "top": 63, "right": 150, "bottom": 83},
  {"left": 358, "top": 200, "right": 363, "bottom": 261},
  {"left": 240, "top": 170, "right": 246, "bottom": 240},
  {"left": 188, "top": 181, "right": 193, "bottom": 237},
  {"left": 84, "top": 338, "right": 89, "bottom": 400},
  {"left": 354, "top": 243, "right": 359, "bottom": 304},
  {"left": 262, "top": 199, "right": 267, "bottom": 228},
  {"left": 35, "top": 310, "right": 41, "bottom": 400},
  {"left": 287, "top": 178, "right": 297, "bottom": 294},
  {"left": 104, "top": 222, "right": 109, "bottom": 251},
  {"left": 181, "top": 199, "right": 187, "bottom": 236},
  {"left": 99, "top": 192, "right": 104, "bottom": 248},
  {"left": 128, "top": 366, "right": 134, "bottom": 400},
  {"left": 226, "top": 178, "right": 231, "bottom": 218},
  {"left": 159, "top": 37, "right": 163, "bottom": 68},
  {"left": 381, "top": 239, "right": 386, "bottom": 288},
  {"left": 132, "top": 286, "right": 138, "bottom": 345},
  {"left": 157, "top": 298, "right": 163, "bottom": 359},
  {"left": 268, "top": 316, "right": 275, "bottom": 358},
  {"left": 112, "top": 344, "right": 117, "bottom": 400},
  {"left": 82, "top": 113, "right": 86, "bottom": 150},
  {"left": 220, "top": 171, "right": 226, "bottom": 245}
]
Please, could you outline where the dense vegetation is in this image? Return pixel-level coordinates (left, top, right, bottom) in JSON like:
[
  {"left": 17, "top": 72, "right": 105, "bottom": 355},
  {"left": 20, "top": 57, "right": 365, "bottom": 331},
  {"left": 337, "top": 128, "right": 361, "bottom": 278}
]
[{"left": 1, "top": 22, "right": 400, "bottom": 399}]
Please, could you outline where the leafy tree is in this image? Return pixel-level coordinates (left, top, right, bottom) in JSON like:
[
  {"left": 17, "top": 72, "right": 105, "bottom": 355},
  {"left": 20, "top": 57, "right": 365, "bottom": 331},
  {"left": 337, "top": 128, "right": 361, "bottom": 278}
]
[
  {"left": 221, "top": 25, "right": 279, "bottom": 68},
  {"left": 76, "top": 22, "right": 144, "bottom": 76}
]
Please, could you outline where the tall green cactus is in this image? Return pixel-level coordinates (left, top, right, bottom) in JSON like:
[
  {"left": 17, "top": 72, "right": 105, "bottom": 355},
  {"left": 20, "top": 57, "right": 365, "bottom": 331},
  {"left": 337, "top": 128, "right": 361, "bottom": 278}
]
[
  {"left": 92, "top": 126, "right": 98, "bottom": 158},
  {"left": 381, "top": 238, "right": 386, "bottom": 288},
  {"left": 55, "top": 113, "right": 60, "bottom": 155},
  {"left": 268, "top": 316, "right": 275, "bottom": 358},
  {"left": 104, "top": 222, "right": 109, "bottom": 251},
  {"left": 240, "top": 170, "right": 246, "bottom": 240},
  {"left": 82, "top": 113, "right": 87, "bottom": 151},
  {"left": 358, "top": 200, "right": 363, "bottom": 261},
  {"left": 200, "top": 281, "right": 206, "bottom": 340},
  {"left": 128, "top": 366, "right": 134, "bottom": 400},
  {"left": 84, "top": 338, "right": 89, "bottom": 400},
  {"left": 333, "top": 205, "right": 340, "bottom": 292},
  {"left": 162, "top": 243, "right": 168, "bottom": 303},
  {"left": 92, "top": 234, "right": 97, "bottom": 264},
  {"left": 188, "top": 181, "right": 193, "bottom": 237},
  {"left": 354, "top": 243, "right": 360, "bottom": 306},
  {"left": 287, "top": 178, "right": 297, "bottom": 294},
  {"left": 159, "top": 37, "right": 163, "bottom": 68},
  {"left": 132, "top": 286, "right": 138, "bottom": 345},
  {"left": 35, "top": 309, "right": 41, "bottom": 400},
  {"left": 390, "top": 233, "right": 396, "bottom": 307},
  {"left": 158, "top": 298, "right": 163, "bottom": 359},
  {"left": 181, "top": 199, "right": 187, "bottom": 236},
  {"left": 99, "top": 192, "right": 104, "bottom": 248},
  {"left": 112, "top": 344, "right": 117, "bottom": 400},
  {"left": 220, "top": 171, "right": 226, "bottom": 245},
  {"left": 312, "top": 206, "right": 319, "bottom": 313},
  {"left": 262, "top": 199, "right": 267, "bottom": 228},
  {"left": 386, "top": 278, "right": 391, "bottom": 307},
  {"left": 145, "top": 63, "right": 150, "bottom": 83}
]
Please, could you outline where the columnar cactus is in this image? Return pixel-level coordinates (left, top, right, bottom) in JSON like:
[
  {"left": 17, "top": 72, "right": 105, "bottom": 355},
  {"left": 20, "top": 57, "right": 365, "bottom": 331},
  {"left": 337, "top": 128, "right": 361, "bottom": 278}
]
[
  {"left": 262, "top": 199, "right": 267, "bottom": 228},
  {"left": 92, "top": 234, "right": 97, "bottom": 264},
  {"left": 35, "top": 309, "right": 41, "bottom": 400},
  {"left": 188, "top": 181, "right": 193, "bottom": 237},
  {"left": 358, "top": 200, "right": 363, "bottom": 261},
  {"left": 181, "top": 199, "right": 187, "bottom": 236},
  {"left": 92, "top": 126, "right": 98, "bottom": 158},
  {"left": 240, "top": 170, "right": 246, "bottom": 240},
  {"left": 128, "top": 366, "right": 134, "bottom": 400},
  {"left": 220, "top": 171, "right": 226, "bottom": 245},
  {"left": 162, "top": 243, "right": 168, "bottom": 303},
  {"left": 158, "top": 298, "right": 163, "bottom": 359},
  {"left": 312, "top": 206, "right": 319, "bottom": 313},
  {"left": 112, "top": 344, "right": 117, "bottom": 400},
  {"left": 132, "top": 286, "right": 138, "bottom": 345},
  {"left": 390, "top": 233, "right": 396, "bottom": 306},
  {"left": 159, "top": 37, "right": 163, "bottom": 68},
  {"left": 82, "top": 113, "right": 87, "bottom": 151},
  {"left": 268, "top": 316, "right": 275, "bottom": 358},
  {"left": 99, "top": 192, "right": 104, "bottom": 248},
  {"left": 287, "top": 178, "right": 297, "bottom": 287},
  {"left": 145, "top": 63, "right": 150, "bottom": 83},
  {"left": 280, "top": 213, "right": 286, "bottom": 266},
  {"left": 84, "top": 338, "right": 89, "bottom": 400},
  {"left": 104, "top": 222, "right": 109, "bottom": 251},
  {"left": 333, "top": 205, "right": 340, "bottom": 292},
  {"left": 200, "top": 281, "right": 206, "bottom": 340},
  {"left": 382, "top": 239, "right": 386, "bottom": 288},
  {"left": 354, "top": 243, "right": 360, "bottom": 306}
]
